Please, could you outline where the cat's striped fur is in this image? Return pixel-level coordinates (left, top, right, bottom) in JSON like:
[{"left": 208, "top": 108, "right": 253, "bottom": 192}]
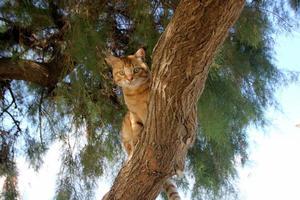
[
  {"left": 106, "top": 48, "right": 181, "bottom": 200},
  {"left": 163, "top": 180, "right": 181, "bottom": 200}
]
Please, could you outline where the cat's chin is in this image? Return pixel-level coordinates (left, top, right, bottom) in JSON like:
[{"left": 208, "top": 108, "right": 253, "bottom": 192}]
[{"left": 122, "top": 83, "right": 142, "bottom": 89}]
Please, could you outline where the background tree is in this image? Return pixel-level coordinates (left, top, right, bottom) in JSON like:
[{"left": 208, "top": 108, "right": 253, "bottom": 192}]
[{"left": 0, "top": 0, "right": 299, "bottom": 199}]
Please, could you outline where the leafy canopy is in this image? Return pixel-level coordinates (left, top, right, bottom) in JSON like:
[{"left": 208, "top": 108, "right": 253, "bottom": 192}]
[{"left": 0, "top": 0, "right": 299, "bottom": 199}]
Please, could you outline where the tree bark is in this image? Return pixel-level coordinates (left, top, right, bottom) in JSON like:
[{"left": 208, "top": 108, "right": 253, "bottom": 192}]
[
  {"left": 0, "top": 55, "right": 72, "bottom": 87},
  {"left": 0, "top": 58, "right": 50, "bottom": 86},
  {"left": 104, "top": 0, "right": 244, "bottom": 200}
]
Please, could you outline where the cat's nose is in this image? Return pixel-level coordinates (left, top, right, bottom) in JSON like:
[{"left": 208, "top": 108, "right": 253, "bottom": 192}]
[{"left": 127, "top": 76, "right": 133, "bottom": 81}]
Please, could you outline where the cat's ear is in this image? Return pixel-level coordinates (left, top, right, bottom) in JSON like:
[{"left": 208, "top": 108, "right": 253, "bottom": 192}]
[
  {"left": 134, "top": 48, "right": 146, "bottom": 61},
  {"left": 105, "top": 54, "right": 121, "bottom": 67}
]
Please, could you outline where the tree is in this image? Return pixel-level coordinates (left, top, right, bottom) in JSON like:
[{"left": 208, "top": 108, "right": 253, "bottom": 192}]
[
  {"left": 103, "top": 1, "right": 245, "bottom": 199},
  {"left": 0, "top": 0, "right": 298, "bottom": 199}
]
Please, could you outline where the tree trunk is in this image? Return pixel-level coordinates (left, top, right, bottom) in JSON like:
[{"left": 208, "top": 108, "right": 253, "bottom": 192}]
[{"left": 103, "top": 0, "right": 244, "bottom": 199}]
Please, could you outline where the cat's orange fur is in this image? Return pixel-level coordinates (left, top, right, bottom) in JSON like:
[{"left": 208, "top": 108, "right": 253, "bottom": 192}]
[
  {"left": 105, "top": 48, "right": 150, "bottom": 158},
  {"left": 106, "top": 49, "right": 181, "bottom": 200}
]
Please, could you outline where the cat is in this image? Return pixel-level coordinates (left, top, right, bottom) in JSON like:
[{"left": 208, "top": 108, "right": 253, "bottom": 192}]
[
  {"left": 106, "top": 48, "right": 150, "bottom": 158},
  {"left": 105, "top": 48, "right": 181, "bottom": 200}
]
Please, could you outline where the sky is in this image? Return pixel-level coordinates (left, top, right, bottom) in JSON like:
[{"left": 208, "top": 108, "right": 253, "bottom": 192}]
[
  {"left": 1, "top": 25, "right": 300, "bottom": 200},
  {"left": 237, "top": 30, "right": 300, "bottom": 200}
]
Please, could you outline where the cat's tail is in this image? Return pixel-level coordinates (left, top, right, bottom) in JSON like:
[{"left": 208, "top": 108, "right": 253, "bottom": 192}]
[{"left": 163, "top": 179, "right": 181, "bottom": 200}]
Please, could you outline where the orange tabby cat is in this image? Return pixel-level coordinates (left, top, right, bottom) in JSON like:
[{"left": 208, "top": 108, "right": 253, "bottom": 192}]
[
  {"left": 106, "top": 48, "right": 150, "bottom": 158},
  {"left": 106, "top": 48, "right": 181, "bottom": 200}
]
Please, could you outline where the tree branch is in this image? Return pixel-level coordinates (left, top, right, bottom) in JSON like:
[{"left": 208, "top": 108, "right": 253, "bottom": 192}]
[
  {"left": 0, "top": 83, "right": 17, "bottom": 118},
  {"left": 0, "top": 58, "right": 51, "bottom": 86},
  {"left": 104, "top": 0, "right": 245, "bottom": 199}
]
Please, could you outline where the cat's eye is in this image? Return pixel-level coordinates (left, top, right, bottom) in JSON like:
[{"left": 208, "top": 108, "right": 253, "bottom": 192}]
[
  {"left": 133, "top": 68, "right": 140, "bottom": 73},
  {"left": 119, "top": 70, "right": 125, "bottom": 76}
]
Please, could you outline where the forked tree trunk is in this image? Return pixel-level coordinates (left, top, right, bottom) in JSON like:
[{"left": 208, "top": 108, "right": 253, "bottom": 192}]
[{"left": 104, "top": 0, "right": 244, "bottom": 199}]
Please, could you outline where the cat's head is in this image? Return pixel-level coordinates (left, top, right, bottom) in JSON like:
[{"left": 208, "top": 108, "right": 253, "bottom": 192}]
[{"left": 105, "top": 48, "right": 150, "bottom": 89}]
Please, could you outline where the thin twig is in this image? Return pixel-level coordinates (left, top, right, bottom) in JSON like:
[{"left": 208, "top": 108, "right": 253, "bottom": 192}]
[
  {"left": 38, "top": 90, "right": 44, "bottom": 145},
  {"left": 0, "top": 100, "right": 14, "bottom": 118},
  {"left": 258, "top": 6, "right": 294, "bottom": 29},
  {"left": 0, "top": 84, "right": 17, "bottom": 117},
  {"left": 5, "top": 110, "right": 21, "bottom": 134},
  {"left": 7, "top": 85, "right": 17, "bottom": 109}
]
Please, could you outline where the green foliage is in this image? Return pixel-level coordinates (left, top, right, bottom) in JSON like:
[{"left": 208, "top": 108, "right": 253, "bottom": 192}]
[
  {"left": 235, "top": 5, "right": 270, "bottom": 49},
  {"left": 126, "top": 0, "right": 160, "bottom": 56},
  {"left": 25, "top": 139, "right": 48, "bottom": 170},
  {"left": 0, "top": 168, "right": 19, "bottom": 200},
  {"left": 0, "top": 0, "right": 299, "bottom": 199},
  {"left": 186, "top": 3, "right": 295, "bottom": 198},
  {"left": 289, "top": 0, "right": 300, "bottom": 13}
]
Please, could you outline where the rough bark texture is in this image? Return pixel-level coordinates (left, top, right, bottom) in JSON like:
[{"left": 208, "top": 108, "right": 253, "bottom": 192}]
[
  {"left": 0, "top": 55, "right": 72, "bottom": 87},
  {"left": 104, "top": 0, "right": 244, "bottom": 199},
  {"left": 0, "top": 58, "right": 50, "bottom": 86}
]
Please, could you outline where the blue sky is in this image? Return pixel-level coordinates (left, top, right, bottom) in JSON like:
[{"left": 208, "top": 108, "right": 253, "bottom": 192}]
[
  {"left": 1, "top": 27, "right": 300, "bottom": 200},
  {"left": 237, "top": 29, "right": 300, "bottom": 200}
]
